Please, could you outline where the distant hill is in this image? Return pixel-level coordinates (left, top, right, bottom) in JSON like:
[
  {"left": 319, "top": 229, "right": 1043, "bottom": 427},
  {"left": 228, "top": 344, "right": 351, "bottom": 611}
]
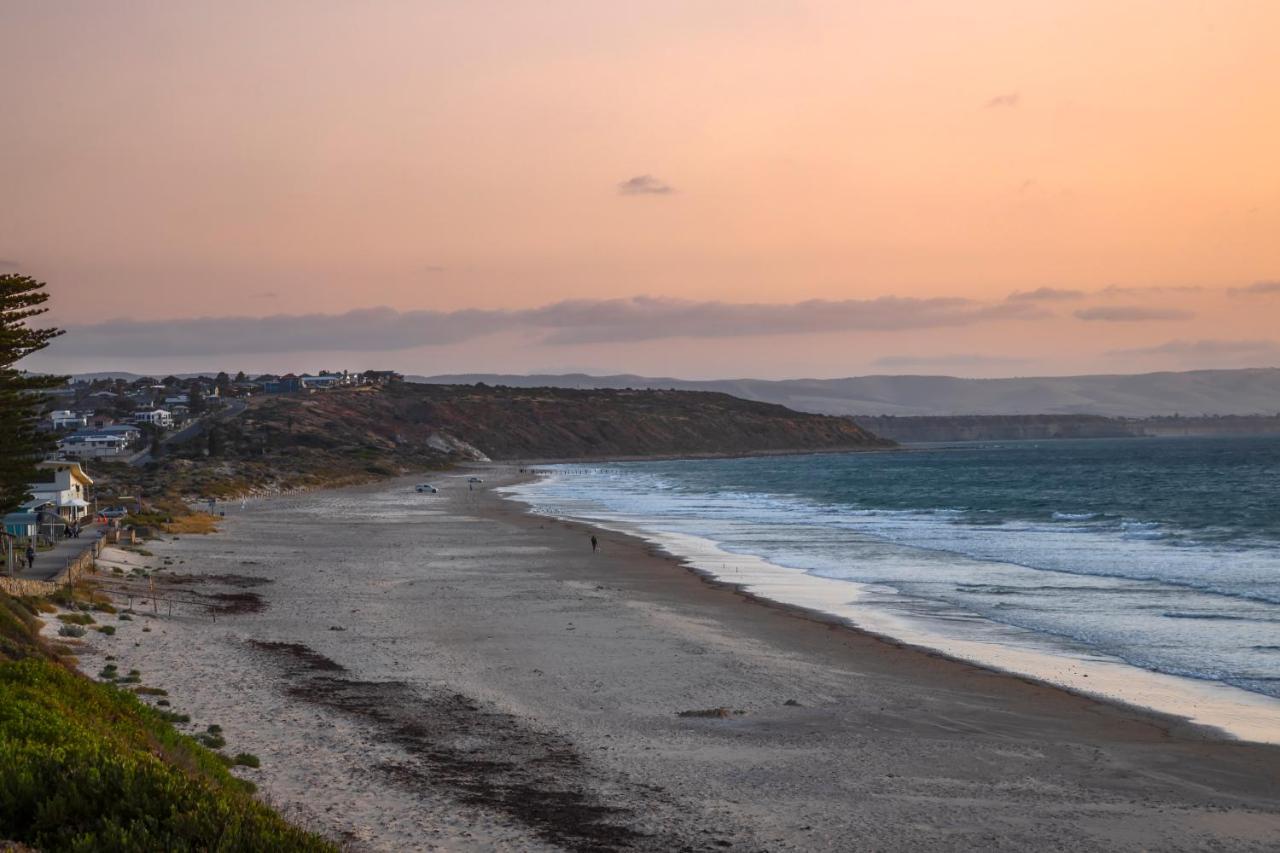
[
  {"left": 408, "top": 368, "right": 1280, "bottom": 418},
  {"left": 104, "top": 384, "right": 890, "bottom": 499},
  {"left": 233, "top": 383, "right": 891, "bottom": 462},
  {"left": 68, "top": 371, "right": 216, "bottom": 382}
]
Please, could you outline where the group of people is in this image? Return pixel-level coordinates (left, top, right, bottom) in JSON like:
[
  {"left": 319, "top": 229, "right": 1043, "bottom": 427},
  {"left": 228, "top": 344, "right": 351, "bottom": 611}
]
[{"left": 63, "top": 521, "right": 85, "bottom": 539}]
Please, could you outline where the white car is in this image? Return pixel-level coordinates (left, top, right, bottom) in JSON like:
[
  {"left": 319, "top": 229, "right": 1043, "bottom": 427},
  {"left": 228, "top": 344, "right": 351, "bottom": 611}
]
[
  {"left": 467, "top": 477, "right": 484, "bottom": 484},
  {"left": 415, "top": 483, "right": 438, "bottom": 493}
]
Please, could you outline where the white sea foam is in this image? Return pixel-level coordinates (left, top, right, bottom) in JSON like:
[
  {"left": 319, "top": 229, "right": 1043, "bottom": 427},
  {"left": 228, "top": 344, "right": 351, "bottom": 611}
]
[{"left": 503, "top": 466, "right": 1280, "bottom": 744}]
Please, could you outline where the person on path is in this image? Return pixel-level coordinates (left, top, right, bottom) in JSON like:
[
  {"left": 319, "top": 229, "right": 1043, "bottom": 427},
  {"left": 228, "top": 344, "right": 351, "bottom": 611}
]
[
  {"left": 26, "top": 545, "right": 35, "bottom": 570},
  {"left": 591, "top": 535, "right": 598, "bottom": 553}
]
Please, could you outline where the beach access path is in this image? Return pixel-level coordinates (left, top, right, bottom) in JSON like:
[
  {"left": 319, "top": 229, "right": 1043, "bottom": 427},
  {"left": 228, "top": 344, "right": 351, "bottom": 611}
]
[
  {"left": 54, "top": 468, "right": 1280, "bottom": 852},
  {"left": 13, "top": 521, "right": 101, "bottom": 582}
]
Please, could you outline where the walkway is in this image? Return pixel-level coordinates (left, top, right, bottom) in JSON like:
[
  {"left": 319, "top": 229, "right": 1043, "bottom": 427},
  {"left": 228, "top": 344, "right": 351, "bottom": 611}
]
[{"left": 9, "top": 521, "right": 103, "bottom": 582}]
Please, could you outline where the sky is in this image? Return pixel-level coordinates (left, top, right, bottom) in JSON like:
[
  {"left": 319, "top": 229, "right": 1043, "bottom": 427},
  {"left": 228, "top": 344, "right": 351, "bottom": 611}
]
[{"left": 3, "top": 0, "right": 1279, "bottom": 379}]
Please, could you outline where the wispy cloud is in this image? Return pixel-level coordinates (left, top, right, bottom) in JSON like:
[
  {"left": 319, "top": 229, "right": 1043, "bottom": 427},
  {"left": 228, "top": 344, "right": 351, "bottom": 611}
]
[
  {"left": 1228, "top": 280, "right": 1280, "bottom": 296},
  {"left": 1006, "top": 286, "right": 1084, "bottom": 302},
  {"left": 1098, "top": 284, "right": 1204, "bottom": 296},
  {"left": 617, "top": 175, "right": 674, "bottom": 196},
  {"left": 51, "top": 295, "right": 1045, "bottom": 357},
  {"left": 1074, "top": 305, "right": 1193, "bottom": 322},
  {"left": 0, "top": 259, "right": 21, "bottom": 270},
  {"left": 524, "top": 296, "right": 1042, "bottom": 344},
  {"left": 985, "top": 92, "right": 1020, "bottom": 108}
]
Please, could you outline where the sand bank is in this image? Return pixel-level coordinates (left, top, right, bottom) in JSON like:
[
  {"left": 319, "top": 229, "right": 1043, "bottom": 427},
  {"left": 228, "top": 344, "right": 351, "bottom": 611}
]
[{"left": 52, "top": 468, "right": 1280, "bottom": 851}]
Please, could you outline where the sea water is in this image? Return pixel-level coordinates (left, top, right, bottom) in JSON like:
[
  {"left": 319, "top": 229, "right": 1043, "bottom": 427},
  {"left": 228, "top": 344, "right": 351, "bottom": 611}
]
[{"left": 507, "top": 436, "right": 1280, "bottom": 738}]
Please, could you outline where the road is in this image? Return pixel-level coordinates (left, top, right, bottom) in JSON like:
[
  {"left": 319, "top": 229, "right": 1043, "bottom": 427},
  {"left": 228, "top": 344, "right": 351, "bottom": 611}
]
[{"left": 129, "top": 398, "right": 248, "bottom": 466}]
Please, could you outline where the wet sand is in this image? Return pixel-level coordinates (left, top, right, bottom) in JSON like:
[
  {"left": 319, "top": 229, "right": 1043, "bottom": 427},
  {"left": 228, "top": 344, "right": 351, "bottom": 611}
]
[{"left": 62, "top": 467, "right": 1280, "bottom": 851}]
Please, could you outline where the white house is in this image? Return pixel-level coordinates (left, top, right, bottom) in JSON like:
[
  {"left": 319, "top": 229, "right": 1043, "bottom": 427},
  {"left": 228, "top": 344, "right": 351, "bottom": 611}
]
[
  {"left": 50, "top": 410, "right": 88, "bottom": 429},
  {"left": 23, "top": 460, "right": 94, "bottom": 522},
  {"left": 299, "top": 374, "right": 343, "bottom": 389},
  {"left": 131, "top": 409, "right": 173, "bottom": 428},
  {"left": 57, "top": 432, "right": 132, "bottom": 459}
]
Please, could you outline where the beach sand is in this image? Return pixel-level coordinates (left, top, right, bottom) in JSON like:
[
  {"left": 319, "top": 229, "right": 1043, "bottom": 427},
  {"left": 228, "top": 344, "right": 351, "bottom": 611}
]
[{"left": 56, "top": 467, "right": 1280, "bottom": 851}]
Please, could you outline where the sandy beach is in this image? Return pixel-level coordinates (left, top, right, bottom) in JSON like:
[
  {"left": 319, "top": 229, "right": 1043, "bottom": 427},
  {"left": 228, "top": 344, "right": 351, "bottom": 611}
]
[{"left": 54, "top": 467, "right": 1280, "bottom": 851}]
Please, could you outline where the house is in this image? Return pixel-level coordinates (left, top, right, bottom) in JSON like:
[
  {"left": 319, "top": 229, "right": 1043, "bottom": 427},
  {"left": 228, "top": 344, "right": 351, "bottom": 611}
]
[
  {"left": 131, "top": 409, "right": 173, "bottom": 428},
  {"left": 299, "top": 374, "right": 342, "bottom": 390},
  {"left": 361, "top": 370, "right": 403, "bottom": 385},
  {"left": 50, "top": 410, "right": 88, "bottom": 430},
  {"left": 262, "top": 374, "right": 302, "bottom": 394},
  {"left": 164, "top": 393, "right": 190, "bottom": 406},
  {"left": 94, "top": 424, "right": 143, "bottom": 442},
  {"left": 22, "top": 461, "right": 93, "bottom": 522},
  {"left": 57, "top": 431, "right": 132, "bottom": 459}
]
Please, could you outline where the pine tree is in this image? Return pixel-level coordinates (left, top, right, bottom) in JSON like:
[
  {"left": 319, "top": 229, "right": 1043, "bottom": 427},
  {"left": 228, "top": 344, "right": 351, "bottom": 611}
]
[{"left": 0, "top": 274, "right": 65, "bottom": 514}]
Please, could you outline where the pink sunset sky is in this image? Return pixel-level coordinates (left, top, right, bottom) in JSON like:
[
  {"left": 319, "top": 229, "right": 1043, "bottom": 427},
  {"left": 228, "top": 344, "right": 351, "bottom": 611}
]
[{"left": 3, "top": 1, "right": 1278, "bottom": 378}]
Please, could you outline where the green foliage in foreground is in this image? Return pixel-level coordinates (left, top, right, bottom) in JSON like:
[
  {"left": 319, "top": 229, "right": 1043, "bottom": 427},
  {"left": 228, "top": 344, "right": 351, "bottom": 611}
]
[{"left": 0, "top": 601, "right": 335, "bottom": 851}]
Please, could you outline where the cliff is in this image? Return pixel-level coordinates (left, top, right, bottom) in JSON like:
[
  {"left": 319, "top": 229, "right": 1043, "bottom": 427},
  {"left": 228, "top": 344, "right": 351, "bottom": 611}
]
[
  {"left": 92, "top": 384, "right": 891, "bottom": 500},
  {"left": 240, "top": 383, "right": 892, "bottom": 461}
]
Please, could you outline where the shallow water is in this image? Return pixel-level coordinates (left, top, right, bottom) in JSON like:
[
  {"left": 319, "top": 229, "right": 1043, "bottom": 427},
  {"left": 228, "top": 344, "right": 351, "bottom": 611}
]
[{"left": 507, "top": 437, "right": 1280, "bottom": 725}]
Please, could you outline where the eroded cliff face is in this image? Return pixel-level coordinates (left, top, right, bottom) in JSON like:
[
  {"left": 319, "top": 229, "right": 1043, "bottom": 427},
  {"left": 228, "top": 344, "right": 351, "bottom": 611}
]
[
  {"left": 240, "top": 382, "right": 892, "bottom": 461},
  {"left": 115, "top": 384, "right": 891, "bottom": 498}
]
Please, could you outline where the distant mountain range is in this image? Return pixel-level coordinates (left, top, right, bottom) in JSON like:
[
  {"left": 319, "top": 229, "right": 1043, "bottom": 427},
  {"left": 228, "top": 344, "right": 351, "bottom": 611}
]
[{"left": 406, "top": 368, "right": 1280, "bottom": 418}]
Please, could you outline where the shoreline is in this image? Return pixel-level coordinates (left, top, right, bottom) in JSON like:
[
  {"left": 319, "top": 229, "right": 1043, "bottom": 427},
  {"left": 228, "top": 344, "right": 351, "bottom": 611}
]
[
  {"left": 57, "top": 467, "right": 1280, "bottom": 850},
  {"left": 498, "top": 469, "right": 1280, "bottom": 745}
]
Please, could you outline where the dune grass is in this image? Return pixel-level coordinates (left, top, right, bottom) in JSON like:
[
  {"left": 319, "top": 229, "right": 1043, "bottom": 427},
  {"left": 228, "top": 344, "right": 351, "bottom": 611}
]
[{"left": 0, "top": 592, "right": 335, "bottom": 852}]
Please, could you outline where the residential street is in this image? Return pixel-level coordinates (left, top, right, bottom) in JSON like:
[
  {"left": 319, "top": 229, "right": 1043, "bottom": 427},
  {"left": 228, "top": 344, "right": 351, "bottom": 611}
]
[{"left": 129, "top": 398, "right": 247, "bottom": 466}]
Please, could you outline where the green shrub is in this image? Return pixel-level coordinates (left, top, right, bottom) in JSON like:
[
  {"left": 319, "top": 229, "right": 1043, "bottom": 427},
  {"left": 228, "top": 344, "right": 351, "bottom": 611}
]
[
  {"left": 233, "top": 753, "right": 261, "bottom": 769},
  {"left": 57, "top": 613, "right": 94, "bottom": 626},
  {"left": 0, "top": 658, "right": 335, "bottom": 851},
  {"left": 57, "top": 625, "right": 86, "bottom": 638},
  {"left": 96, "top": 625, "right": 116, "bottom": 636},
  {"left": 197, "top": 732, "right": 226, "bottom": 749}
]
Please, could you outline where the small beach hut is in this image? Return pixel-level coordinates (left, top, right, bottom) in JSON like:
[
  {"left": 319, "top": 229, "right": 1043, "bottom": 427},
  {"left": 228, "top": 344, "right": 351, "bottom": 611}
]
[{"left": 2, "top": 512, "right": 38, "bottom": 539}]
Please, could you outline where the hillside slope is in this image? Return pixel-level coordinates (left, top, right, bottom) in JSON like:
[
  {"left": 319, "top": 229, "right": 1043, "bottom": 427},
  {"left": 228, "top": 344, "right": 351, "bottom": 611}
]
[
  {"left": 0, "top": 591, "right": 334, "bottom": 851},
  {"left": 230, "top": 383, "right": 892, "bottom": 462},
  {"left": 89, "top": 384, "right": 890, "bottom": 501},
  {"left": 410, "top": 368, "right": 1280, "bottom": 417}
]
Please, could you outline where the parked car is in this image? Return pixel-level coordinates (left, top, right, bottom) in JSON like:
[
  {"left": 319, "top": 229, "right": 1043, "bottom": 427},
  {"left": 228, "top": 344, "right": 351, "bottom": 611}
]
[
  {"left": 415, "top": 483, "right": 438, "bottom": 493},
  {"left": 99, "top": 507, "right": 129, "bottom": 519},
  {"left": 467, "top": 477, "right": 484, "bottom": 484}
]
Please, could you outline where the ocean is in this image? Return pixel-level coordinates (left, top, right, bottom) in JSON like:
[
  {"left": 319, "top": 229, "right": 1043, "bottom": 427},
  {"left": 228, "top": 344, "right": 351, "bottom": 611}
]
[{"left": 507, "top": 436, "right": 1280, "bottom": 737}]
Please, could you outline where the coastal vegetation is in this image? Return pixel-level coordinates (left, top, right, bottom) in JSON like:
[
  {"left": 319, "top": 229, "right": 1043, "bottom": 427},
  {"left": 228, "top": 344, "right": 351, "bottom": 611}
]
[
  {"left": 0, "top": 590, "right": 336, "bottom": 851},
  {"left": 0, "top": 274, "right": 63, "bottom": 518}
]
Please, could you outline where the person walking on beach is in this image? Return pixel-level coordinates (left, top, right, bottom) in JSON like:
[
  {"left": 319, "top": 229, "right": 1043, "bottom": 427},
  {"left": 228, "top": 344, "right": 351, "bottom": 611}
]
[{"left": 590, "top": 535, "right": 598, "bottom": 553}]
